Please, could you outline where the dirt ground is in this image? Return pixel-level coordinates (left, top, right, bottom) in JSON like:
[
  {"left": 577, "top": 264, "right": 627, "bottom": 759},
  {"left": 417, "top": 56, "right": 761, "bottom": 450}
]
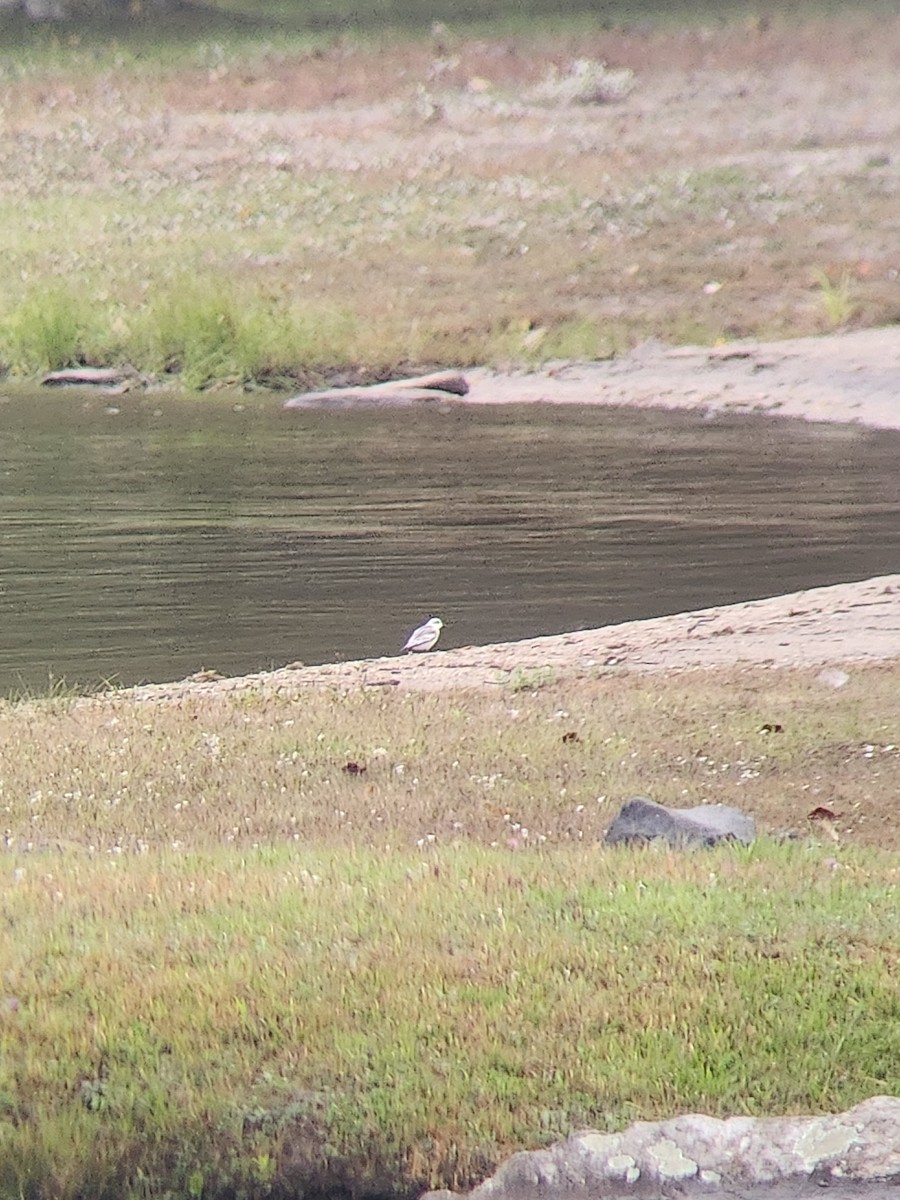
[
  {"left": 6, "top": 7, "right": 900, "bottom": 364},
  {"left": 153, "top": 9, "right": 900, "bottom": 347}
]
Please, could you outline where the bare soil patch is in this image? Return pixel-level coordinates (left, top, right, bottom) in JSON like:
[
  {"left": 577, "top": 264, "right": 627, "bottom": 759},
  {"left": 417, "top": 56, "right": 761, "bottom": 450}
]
[
  {"left": 147, "top": 11, "right": 900, "bottom": 344},
  {"left": 3, "top": 8, "right": 900, "bottom": 371}
]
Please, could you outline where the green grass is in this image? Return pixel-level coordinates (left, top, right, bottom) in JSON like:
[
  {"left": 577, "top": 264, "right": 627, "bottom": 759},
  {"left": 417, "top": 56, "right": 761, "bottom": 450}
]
[
  {"left": 0, "top": 276, "right": 384, "bottom": 387},
  {"left": 1, "top": 841, "right": 897, "bottom": 1199},
  {"left": 0, "top": 0, "right": 873, "bottom": 73},
  {"left": 2, "top": 288, "right": 90, "bottom": 373},
  {"left": 0, "top": 662, "right": 898, "bottom": 1197},
  {"left": 134, "top": 279, "right": 362, "bottom": 389},
  {"left": 816, "top": 269, "right": 858, "bottom": 329}
]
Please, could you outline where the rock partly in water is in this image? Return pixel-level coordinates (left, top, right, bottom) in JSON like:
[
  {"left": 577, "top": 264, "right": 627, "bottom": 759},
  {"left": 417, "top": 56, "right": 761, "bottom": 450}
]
[
  {"left": 421, "top": 1096, "right": 900, "bottom": 1200},
  {"left": 284, "top": 370, "right": 469, "bottom": 409},
  {"left": 40, "top": 365, "right": 140, "bottom": 390},
  {"left": 603, "top": 797, "right": 756, "bottom": 848}
]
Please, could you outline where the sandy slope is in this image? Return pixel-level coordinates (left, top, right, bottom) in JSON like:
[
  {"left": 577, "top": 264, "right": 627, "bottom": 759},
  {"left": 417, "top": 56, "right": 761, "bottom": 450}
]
[{"left": 120, "top": 574, "right": 900, "bottom": 704}]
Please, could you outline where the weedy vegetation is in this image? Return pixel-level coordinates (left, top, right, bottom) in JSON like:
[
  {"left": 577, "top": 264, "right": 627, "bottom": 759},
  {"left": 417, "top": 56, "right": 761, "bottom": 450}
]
[
  {"left": 815, "top": 269, "right": 859, "bottom": 329},
  {"left": 1, "top": 661, "right": 899, "bottom": 1198}
]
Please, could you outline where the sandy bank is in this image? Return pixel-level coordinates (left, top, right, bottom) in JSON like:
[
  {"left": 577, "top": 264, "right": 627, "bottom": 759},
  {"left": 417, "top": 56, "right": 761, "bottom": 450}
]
[
  {"left": 462, "top": 326, "right": 900, "bottom": 430},
  {"left": 114, "top": 574, "right": 900, "bottom": 705}
]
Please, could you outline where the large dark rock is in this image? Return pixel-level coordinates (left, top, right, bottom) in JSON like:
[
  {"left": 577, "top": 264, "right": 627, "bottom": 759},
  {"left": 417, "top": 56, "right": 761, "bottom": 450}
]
[{"left": 603, "top": 797, "right": 756, "bottom": 848}]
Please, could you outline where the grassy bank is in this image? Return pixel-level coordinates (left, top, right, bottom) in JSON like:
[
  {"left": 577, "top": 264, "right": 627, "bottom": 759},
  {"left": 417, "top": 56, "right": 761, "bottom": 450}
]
[
  {"left": 1, "top": 662, "right": 898, "bottom": 1198},
  {"left": 1, "top": 3, "right": 899, "bottom": 388}
]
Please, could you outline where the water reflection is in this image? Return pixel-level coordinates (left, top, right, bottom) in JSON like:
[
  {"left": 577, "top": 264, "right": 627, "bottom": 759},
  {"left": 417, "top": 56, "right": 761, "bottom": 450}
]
[{"left": 1, "top": 389, "right": 898, "bottom": 695}]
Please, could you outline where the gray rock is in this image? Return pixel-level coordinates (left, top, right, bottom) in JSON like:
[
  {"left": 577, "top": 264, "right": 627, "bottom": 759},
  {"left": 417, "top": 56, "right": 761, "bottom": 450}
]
[
  {"left": 420, "top": 1096, "right": 900, "bottom": 1199},
  {"left": 603, "top": 797, "right": 756, "bottom": 848}
]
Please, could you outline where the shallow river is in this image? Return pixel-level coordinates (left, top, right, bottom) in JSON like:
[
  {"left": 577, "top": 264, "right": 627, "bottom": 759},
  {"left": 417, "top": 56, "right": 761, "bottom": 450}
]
[{"left": 1, "top": 388, "right": 899, "bottom": 696}]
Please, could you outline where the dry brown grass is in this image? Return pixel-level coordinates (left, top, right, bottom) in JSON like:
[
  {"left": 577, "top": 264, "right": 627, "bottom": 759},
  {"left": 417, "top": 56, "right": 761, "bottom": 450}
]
[
  {"left": 1, "top": 10, "right": 899, "bottom": 381},
  {"left": 2, "top": 661, "right": 898, "bottom": 854}
]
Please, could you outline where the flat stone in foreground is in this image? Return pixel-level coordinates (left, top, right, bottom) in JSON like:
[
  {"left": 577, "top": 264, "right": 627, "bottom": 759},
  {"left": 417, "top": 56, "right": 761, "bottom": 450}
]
[
  {"left": 421, "top": 1097, "right": 900, "bottom": 1199},
  {"left": 604, "top": 797, "right": 756, "bottom": 847}
]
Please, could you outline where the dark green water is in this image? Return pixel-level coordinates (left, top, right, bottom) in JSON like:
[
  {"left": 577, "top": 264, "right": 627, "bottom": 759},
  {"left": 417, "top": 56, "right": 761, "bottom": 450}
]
[{"left": 1, "top": 388, "right": 898, "bottom": 696}]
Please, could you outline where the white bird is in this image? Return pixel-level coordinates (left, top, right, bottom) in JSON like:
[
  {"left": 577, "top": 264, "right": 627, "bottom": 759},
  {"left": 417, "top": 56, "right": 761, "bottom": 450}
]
[{"left": 402, "top": 616, "right": 443, "bottom": 654}]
